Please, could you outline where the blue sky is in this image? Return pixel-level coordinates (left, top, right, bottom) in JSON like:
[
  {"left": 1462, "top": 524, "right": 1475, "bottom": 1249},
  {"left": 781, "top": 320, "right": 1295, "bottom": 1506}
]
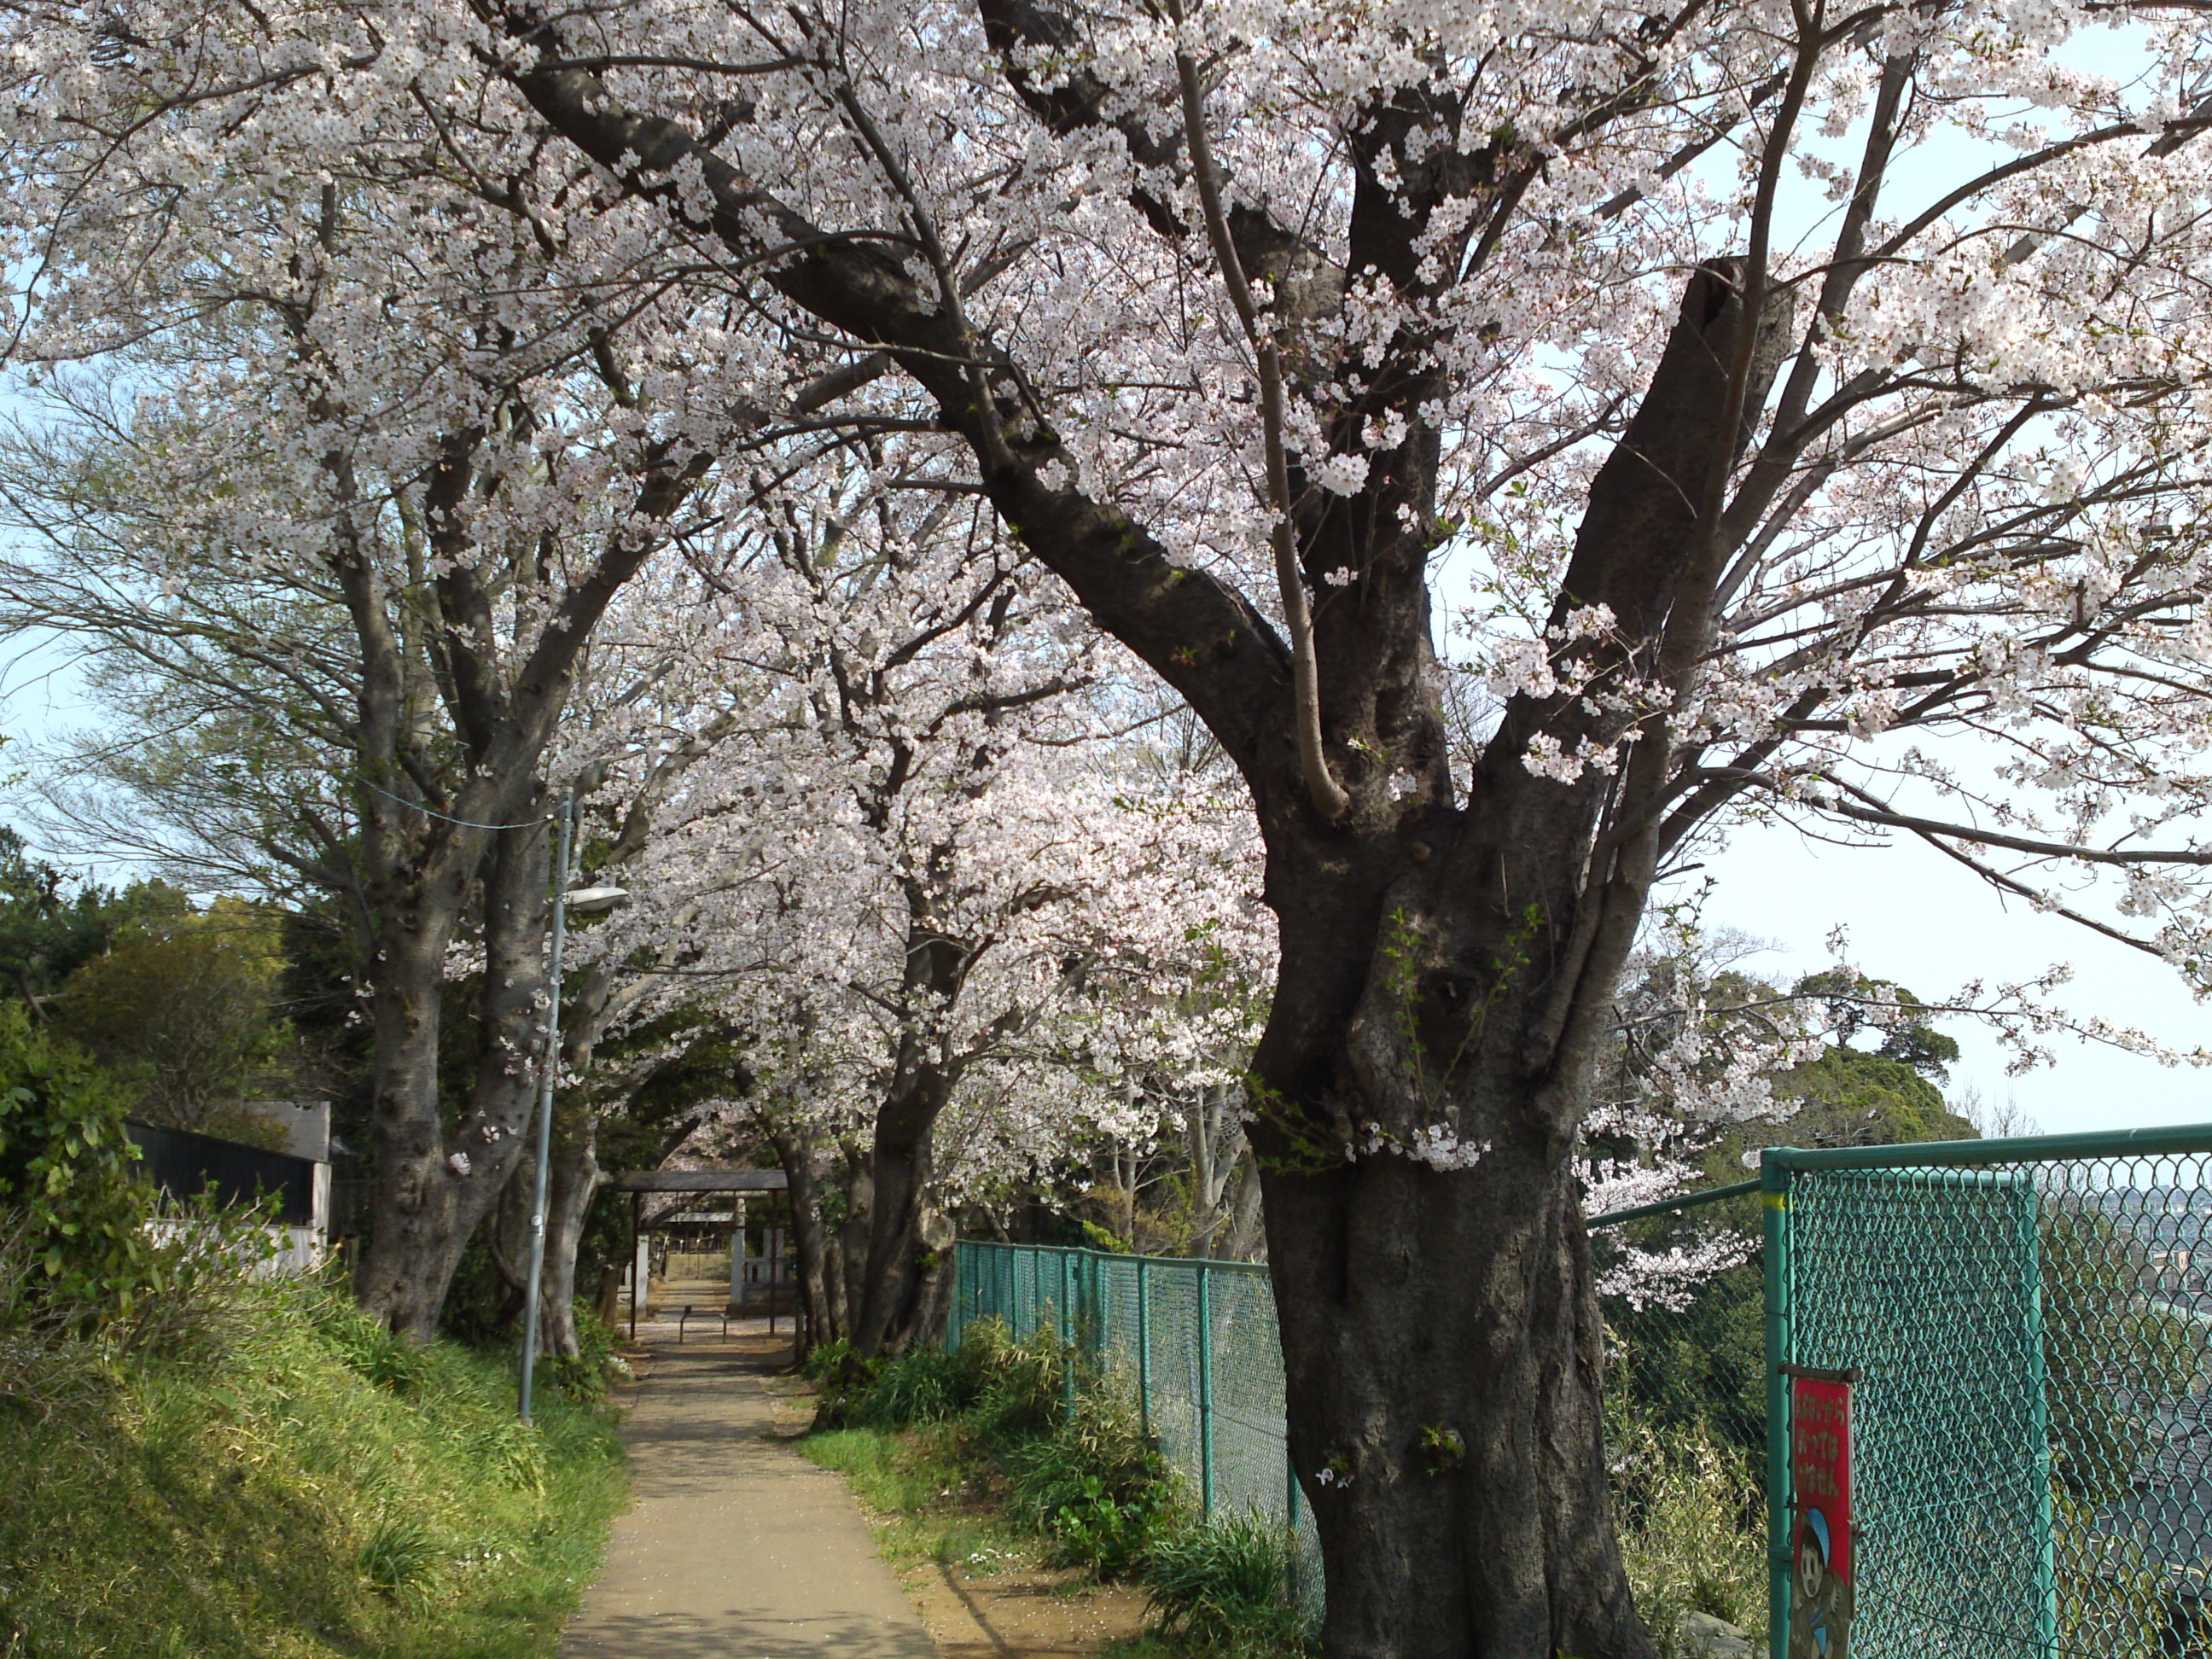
[{"left": 1702, "top": 816, "right": 2211, "bottom": 1138}]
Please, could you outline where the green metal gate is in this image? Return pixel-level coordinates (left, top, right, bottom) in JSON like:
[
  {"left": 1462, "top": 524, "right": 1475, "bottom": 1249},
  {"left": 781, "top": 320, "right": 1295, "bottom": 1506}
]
[{"left": 1763, "top": 1127, "right": 2212, "bottom": 1659}]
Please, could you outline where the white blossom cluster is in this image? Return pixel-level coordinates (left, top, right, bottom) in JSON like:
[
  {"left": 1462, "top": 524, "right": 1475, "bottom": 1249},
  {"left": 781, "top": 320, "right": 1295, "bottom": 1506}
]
[
  {"left": 549, "top": 452, "right": 1275, "bottom": 1206},
  {"left": 14, "top": 0, "right": 2212, "bottom": 1311}
]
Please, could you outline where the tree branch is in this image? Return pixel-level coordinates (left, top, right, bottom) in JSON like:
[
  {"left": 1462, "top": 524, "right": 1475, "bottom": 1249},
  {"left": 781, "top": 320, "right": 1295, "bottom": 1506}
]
[
  {"left": 493, "top": 31, "right": 1303, "bottom": 803},
  {"left": 1173, "top": 35, "right": 1348, "bottom": 820}
]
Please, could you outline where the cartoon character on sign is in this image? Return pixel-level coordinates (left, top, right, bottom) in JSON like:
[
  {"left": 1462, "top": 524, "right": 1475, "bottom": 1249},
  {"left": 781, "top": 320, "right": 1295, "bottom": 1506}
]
[
  {"left": 1788, "top": 1376, "right": 1854, "bottom": 1659},
  {"left": 1791, "top": 1504, "right": 1852, "bottom": 1659}
]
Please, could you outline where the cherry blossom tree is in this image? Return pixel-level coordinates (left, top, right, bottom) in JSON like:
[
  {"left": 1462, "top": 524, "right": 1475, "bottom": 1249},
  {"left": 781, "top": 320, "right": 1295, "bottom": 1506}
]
[
  {"left": 0, "top": 85, "right": 770, "bottom": 1332},
  {"left": 473, "top": 9, "right": 2212, "bottom": 1645},
  {"left": 561, "top": 448, "right": 1272, "bottom": 1353},
  {"left": 21, "top": 0, "right": 2212, "bottom": 1648},
  {"left": 1051, "top": 730, "right": 1278, "bottom": 1261}
]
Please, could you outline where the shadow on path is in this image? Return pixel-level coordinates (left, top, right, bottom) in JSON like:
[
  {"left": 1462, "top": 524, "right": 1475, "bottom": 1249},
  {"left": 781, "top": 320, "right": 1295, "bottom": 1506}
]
[{"left": 563, "top": 1609, "right": 930, "bottom": 1659}]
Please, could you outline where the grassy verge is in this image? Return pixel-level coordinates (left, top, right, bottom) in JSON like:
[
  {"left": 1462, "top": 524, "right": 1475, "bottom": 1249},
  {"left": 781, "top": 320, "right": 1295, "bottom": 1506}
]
[
  {"left": 802, "top": 1423, "right": 1028, "bottom": 1574},
  {"left": 0, "top": 1254, "right": 626, "bottom": 1659},
  {"left": 1607, "top": 1413, "right": 1767, "bottom": 1654},
  {"left": 800, "top": 1324, "right": 1308, "bottom": 1659}
]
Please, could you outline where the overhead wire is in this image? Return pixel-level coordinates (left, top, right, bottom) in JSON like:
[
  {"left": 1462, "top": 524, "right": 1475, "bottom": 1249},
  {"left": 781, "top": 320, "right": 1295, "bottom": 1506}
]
[{"left": 355, "top": 776, "right": 555, "bottom": 830}]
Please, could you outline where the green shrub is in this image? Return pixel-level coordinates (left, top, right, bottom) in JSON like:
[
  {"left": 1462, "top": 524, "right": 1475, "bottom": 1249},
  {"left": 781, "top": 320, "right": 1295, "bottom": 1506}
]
[
  {"left": 0, "top": 1004, "right": 155, "bottom": 1313},
  {"left": 800, "top": 1334, "right": 855, "bottom": 1381},
  {"left": 853, "top": 1342, "right": 986, "bottom": 1428},
  {"left": 311, "top": 1285, "right": 438, "bottom": 1394},
  {"left": 1609, "top": 1414, "right": 1765, "bottom": 1650},
  {"left": 808, "top": 1321, "right": 1173, "bottom": 1581},
  {"left": 810, "top": 1318, "right": 1315, "bottom": 1647},
  {"left": 541, "top": 1307, "right": 628, "bottom": 1403},
  {"left": 959, "top": 1319, "right": 1065, "bottom": 1446},
  {"left": 1041, "top": 1470, "right": 1154, "bottom": 1579},
  {"left": 1003, "top": 1382, "right": 1164, "bottom": 1578},
  {"left": 434, "top": 1239, "right": 626, "bottom": 1399},
  {"left": 795, "top": 1334, "right": 863, "bottom": 1420},
  {"left": 1143, "top": 1516, "right": 1308, "bottom": 1656},
  {"left": 829, "top": 1320, "right": 1060, "bottom": 1436},
  {"left": 0, "top": 1212, "right": 111, "bottom": 1420}
]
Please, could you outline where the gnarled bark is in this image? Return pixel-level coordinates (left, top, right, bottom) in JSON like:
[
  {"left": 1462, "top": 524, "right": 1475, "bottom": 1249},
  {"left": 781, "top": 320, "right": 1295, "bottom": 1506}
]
[
  {"left": 847, "top": 1068, "right": 956, "bottom": 1357},
  {"left": 356, "top": 812, "right": 550, "bottom": 1336},
  {"left": 506, "top": 28, "right": 1796, "bottom": 1653},
  {"left": 764, "top": 1116, "right": 838, "bottom": 1361}
]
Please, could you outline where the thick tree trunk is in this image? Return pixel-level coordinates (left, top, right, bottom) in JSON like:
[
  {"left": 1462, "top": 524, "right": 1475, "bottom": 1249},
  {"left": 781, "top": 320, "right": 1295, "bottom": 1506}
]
[
  {"left": 1249, "top": 825, "right": 1658, "bottom": 1659},
  {"left": 833, "top": 1147, "right": 868, "bottom": 1343},
  {"left": 765, "top": 1120, "right": 837, "bottom": 1359},
  {"left": 356, "top": 817, "right": 551, "bottom": 1339},
  {"left": 1266, "top": 1139, "right": 1639, "bottom": 1656},
  {"left": 1222, "top": 1142, "right": 1266, "bottom": 1263},
  {"left": 911, "top": 1209, "right": 955, "bottom": 1342},
  {"left": 848, "top": 1089, "right": 954, "bottom": 1357},
  {"left": 593, "top": 1261, "right": 621, "bottom": 1329},
  {"left": 841, "top": 914, "right": 975, "bottom": 1359},
  {"left": 1228, "top": 262, "right": 1788, "bottom": 1659},
  {"left": 354, "top": 928, "right": 466, "bottom": 1334},
  {"left": 533, "top": 1112, "right": 602, "bottom": 1361},
  {"left": 485, "top": 1152, "right": 534, "bottom": 1324}
]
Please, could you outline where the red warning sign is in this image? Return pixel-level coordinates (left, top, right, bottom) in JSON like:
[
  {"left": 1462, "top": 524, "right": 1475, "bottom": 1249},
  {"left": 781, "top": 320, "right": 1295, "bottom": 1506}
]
[{"left": 1789, "top": 1376, "right": 1854, "bottom": 1659}]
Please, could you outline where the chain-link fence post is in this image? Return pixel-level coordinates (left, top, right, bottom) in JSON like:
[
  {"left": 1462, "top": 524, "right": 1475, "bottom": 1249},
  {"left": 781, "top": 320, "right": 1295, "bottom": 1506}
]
[
  {"left": 1060, "top": 1249, "right": 1076, "bottom": 1421},
  {"left": 1087, "top": 1250, "right": 1103, "bottom": 1369},
  {"left": 947, "top": 1240, "right": 966, "bottom": 1348},
  {"left": 1197, "top": 1258, "right": 1215, "bottom": 1519},
  {"left": 2019, "top": 1171, "right": 2059, "bottom": 1659},
  {"left": 1761, "top": 1155, "right": 1793, "bottom": 1659},
  {"left": 1137, "top": 1254, "right": 1151, "bottom": 1437}
]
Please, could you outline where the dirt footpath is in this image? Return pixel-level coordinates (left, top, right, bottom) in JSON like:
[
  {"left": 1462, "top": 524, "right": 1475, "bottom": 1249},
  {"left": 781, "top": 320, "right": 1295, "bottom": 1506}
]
[
  {"left": 560, "top": 1330, "right": 938, "bottom": 1659},
  {"left": 899, "top": 1557, "right": 1150, "bottom": 1659}
]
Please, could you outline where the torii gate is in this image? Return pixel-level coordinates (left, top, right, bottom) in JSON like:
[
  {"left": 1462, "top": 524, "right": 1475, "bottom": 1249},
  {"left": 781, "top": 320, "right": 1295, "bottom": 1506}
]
[{"left": 608, "top": 1167, "right": 790, "bottom": 1340}]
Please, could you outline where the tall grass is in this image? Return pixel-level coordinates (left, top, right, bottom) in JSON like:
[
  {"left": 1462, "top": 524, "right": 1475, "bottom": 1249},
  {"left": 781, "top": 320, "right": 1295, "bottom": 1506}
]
[
  {"left": 1609, "top": 1414, "right": 1767, "bottom": 1653},
  {"left": 1144, "top": 1517, "right": 1308, "bottom": 1657},
  {"left": 0, "top": 1233, "right": 625, "bottom": 1659}
]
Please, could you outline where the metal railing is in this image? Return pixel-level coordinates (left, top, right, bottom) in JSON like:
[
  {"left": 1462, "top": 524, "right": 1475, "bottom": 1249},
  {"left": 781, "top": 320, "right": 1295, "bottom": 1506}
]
[
  {"left": 1761, "top": 1125, "right": 2212, "bottom": 1659},
  {"left": 949, "top": 1122, "right": 2212, "bottom": 1659}
]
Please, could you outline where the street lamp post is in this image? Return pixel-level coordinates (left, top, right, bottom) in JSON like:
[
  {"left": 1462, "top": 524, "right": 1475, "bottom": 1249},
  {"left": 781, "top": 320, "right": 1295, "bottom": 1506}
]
[
  {"left": 518, "top": 796, "right": 626, "bottom": 1423},
  {"left": 517, "top": 795, "right": 572, "bottom": 1425}
]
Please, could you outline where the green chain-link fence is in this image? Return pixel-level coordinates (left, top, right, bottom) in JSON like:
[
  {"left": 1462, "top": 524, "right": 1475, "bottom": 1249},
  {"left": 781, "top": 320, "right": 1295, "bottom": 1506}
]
[
  {"left": 950, "top": 1124, "right": 2212, "bottom": 1659},
  {"left": 1764, "top": 1127, "right": 2212, "bottom": 1659},
  {"left": 947, "top": 1242, "right": 1326, "bottom": 1610},
  {"left": 946, "top": 1218, "right": 1754, "bottom": 1631}
]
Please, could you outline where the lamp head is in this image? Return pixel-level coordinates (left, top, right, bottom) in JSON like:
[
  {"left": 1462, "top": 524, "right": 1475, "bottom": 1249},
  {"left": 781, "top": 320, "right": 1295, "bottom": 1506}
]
[{"left": 563, "top": 886, "right": 630, "bottom": 916}]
